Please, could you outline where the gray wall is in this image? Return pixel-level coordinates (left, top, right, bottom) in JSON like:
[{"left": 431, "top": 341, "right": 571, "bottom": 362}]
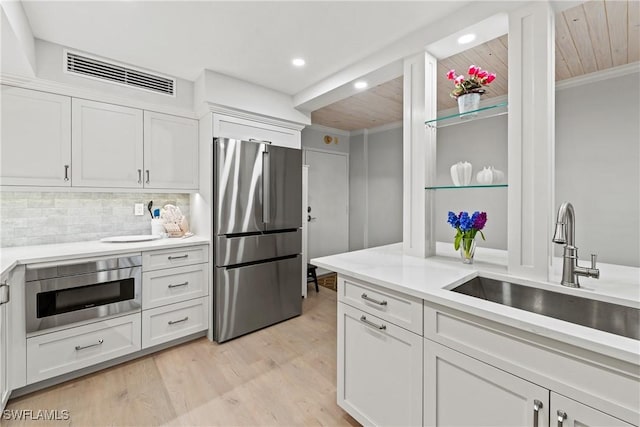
[
  {"left": 0, "top": 192, "right": 190, "bottom": 247},
  {"left": 435, "top": 115, "right": 509, "bottom": 250},
  {"left": 555, "top": 71, "right": 639, "bottom": 267},
  {"left": 301, "top": 126, "right": 350, "bottom": 154},
  {"left": 349, "top": 126, "right": 403, "bottom": 251},
  {"left": 349, "top": 133, "right": 366, "bottom": 250},
  {"left": 367, "top": 127, "right": 403, "bottom": 247}
]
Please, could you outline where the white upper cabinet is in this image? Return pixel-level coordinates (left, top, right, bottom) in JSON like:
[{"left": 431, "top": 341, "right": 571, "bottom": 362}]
[
  {"left": 143, "top": 111, "right": 198, "bottom": 190},
  {"left": 1, "top": 86, "right": 71, "bottom": 186},
  {"left": 72, "top": 99, "right": 144, "bottom": 188},
  {"left": 213, "top": 114, "right": 301, "bottom": 149}
]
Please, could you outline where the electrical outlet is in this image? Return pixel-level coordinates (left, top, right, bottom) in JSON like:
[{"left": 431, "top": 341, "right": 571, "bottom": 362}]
[{"left": 134, "top": 203, "right": 145, "bottom": 216}]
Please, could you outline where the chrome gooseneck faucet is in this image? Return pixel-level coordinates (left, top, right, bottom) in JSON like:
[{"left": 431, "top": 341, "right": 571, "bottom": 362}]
[{"left": 552, "top": 202, "right": 600, "bottom": 288}]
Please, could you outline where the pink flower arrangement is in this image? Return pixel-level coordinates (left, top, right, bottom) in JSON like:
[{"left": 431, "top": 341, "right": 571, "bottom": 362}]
[{"left": 447, "top": 65, "right": 496, "bottom": 99}]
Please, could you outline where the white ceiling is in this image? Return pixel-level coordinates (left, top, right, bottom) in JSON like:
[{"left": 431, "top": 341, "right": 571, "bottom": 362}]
[{"left": 21, "top": 1, "right": 468, "bottom": 95}]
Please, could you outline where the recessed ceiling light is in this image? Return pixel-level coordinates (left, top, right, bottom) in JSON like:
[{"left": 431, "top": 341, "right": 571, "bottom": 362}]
[
  {"left": 354, "top": 81, "right": 368, "bottom": 90},
  {"left": 457, "top": 33, "right": 476, "bottom": 45},
  {"left": 292, "top": 58, "right": 305, "bottom": 67}
]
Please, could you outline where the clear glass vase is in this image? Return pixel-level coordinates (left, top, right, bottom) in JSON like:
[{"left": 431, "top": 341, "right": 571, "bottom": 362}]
[{"left": 460, "top": 238, "right": 476, "bottom": 264}]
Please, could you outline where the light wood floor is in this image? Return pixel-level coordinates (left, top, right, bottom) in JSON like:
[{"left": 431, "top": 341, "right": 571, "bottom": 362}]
[{"left": 5, "top": 289, "right": 359, "bottom": 427}]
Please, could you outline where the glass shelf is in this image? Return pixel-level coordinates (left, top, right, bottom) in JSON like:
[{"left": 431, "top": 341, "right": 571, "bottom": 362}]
[
  {"left": 425, "top": 102, "right": 508, "bottom": 128},
  {"left": 425, "top": 184, "right": 508, "bottom": 190}
]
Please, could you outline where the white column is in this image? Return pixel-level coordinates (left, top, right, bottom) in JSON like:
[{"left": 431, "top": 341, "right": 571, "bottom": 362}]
[
  {"left": 507, "top": 2, "right": 555, "bottom": 280},
  {"left": 403, "top": 52, "right": 437, "bottom": 257}
]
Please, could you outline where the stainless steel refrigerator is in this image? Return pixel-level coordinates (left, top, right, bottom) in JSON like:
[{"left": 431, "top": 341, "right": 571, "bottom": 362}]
[{"left": 213, "top": 137, "right": 302, "bottom": 343}]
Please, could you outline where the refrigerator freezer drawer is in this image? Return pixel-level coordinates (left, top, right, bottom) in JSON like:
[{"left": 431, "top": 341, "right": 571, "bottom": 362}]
[
  {"left": 215, "top": 230, "right": 301, "bottom": 267},
  {"left": 215, "top": 255, "right": 302, "bottom": 342}
]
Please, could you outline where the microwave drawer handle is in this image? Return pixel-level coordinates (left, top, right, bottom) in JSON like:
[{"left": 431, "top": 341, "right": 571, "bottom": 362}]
[
  {"left": 168, "top": 316, "right": 189, "bottom": 325},
  {"left": 361, "top": 293, "right": 387, "bottom": 306},
  {"left": 168, "top": 281, "right": 189, "bottom": 289},
  {"left": 75, "top": 339, "right": 104, "bottom": 351},
  {"left": 168, "top": 254, "right": 189, "bottom": 260}
]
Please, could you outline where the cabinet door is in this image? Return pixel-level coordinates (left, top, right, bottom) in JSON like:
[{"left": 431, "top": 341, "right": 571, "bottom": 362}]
[
  {"left": 338, "top": 302, "right": 422, "bottom": 427},
  {"left": 0, "top": 273, "right": 10, "bottom": 410},
  {"left": 551, "top": 393, "right": 634, "bottom": 427},
  {"left": 1, "top": 86, "right": 71, "bottom": 186},
  {"left": 143, "top": 111, "right": 198, "bottom": 189},
  {"left": 72, "top": 99, "right": 143, "bottom": 188},
  {"left": 424, "top": 339, "right": 549, "bottom": 427}
]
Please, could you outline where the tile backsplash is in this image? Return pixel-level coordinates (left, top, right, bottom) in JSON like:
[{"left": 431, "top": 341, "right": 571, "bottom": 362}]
[{"left": 0, "top": 192, "right": 190, "bottom": 247}]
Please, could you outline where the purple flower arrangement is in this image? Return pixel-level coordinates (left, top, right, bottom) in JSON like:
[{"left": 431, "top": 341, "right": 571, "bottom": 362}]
[{"left": 447, "top": 211, "right": 487, "bottom": 252}]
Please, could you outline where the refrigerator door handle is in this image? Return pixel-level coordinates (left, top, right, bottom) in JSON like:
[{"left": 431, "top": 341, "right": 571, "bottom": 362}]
[{"left": 262, "top": 149, "right": 271, "bottom": 224}]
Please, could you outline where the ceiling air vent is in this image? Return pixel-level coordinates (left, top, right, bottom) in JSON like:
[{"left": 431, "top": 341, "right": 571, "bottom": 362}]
[{"left": 66, "top": 51, "right": 175, "bottom": 96}]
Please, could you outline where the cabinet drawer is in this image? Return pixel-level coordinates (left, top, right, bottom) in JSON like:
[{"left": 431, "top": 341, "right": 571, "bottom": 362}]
[
  {"left": 26, "top": 313, "right": 141, "bottom": 384},
  {"left": 338, "top": 302, "right": 423, "bottom": 427},
  {"left": 213, "top": 114, "right": 300, "bottom": 149},
  {"left": 338, "top": 275, "right": 423, "bottom": 335},
  {"left": 142, "top": 297, "right": 208, "bottom": 349},
  {"left": 142, "top": 245, "right": 208, "bottom": 271},
  {"left": 142, "top": 263, "right": 208, "bottom": 309}
]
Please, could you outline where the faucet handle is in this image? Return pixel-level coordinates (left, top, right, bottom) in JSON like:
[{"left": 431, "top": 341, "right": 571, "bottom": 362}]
[{"left": 590, "top": 254, "right": 598, "bottom": 269}]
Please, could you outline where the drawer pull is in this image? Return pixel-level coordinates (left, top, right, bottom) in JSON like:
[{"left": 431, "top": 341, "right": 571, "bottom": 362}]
[
  {"left": 0, "top": 283, "right": 9, "bottom": 305},
  {"left": 168, "top": 316, "right": 189, "bottom": 325},
  {"left": 168, "top": 281, "right": 189, "bottom": 289},
  {"left": 533, "top": 400, "right": 543, "bottom": 427},
  {"left": 361, "top": 293, "right": 387, "bottom": 306},
  {"left": 168, "top": 254, "right": 189, "bottom": 260},
  {"left": 360, "top": 315, "right": 386, "bottom": 330},
  {"left": 557, "top": 410, "right": 567, "bottom": 427},
  {"left": 75, "top": 339, "right": 104, "bottom": 351}
]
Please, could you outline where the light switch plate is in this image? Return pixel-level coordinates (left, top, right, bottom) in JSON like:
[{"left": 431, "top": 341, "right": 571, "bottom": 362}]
[{"left": 134, "top": 203, "right": 145, "bottom": 216}]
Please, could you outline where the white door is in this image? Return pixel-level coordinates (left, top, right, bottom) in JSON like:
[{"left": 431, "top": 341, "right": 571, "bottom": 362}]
[
  {"left": 305, "top": 150, "right": 349, "bottom": 262},
  {"left": 72, "top": 99, "right": 143, "bottom": 188},
  {"left": 338, "top": 303, "right": 423, "bottom": 426},
  {"left": 1, "top": 86, "right": 71, "bottom": 186},
  {"left": 424, "top": 339, "right": 549, "bottom": 427},
  {"left": 143, "top": 111, "right": 199, "bottom": 190},
  {"left": 550, "top": 393, "right": 634, "bottom": 427}
]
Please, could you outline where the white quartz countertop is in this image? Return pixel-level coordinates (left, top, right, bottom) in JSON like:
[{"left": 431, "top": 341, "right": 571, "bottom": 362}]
[
  {"left": 1, "top": 235, "right": 211, "bottom": 276},
  {"left": 311, "top": 242, "right": 640, "bottom": 365}
]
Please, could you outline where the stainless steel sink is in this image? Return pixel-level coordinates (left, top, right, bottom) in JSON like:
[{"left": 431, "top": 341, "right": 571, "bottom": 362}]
[{"left": 451, "top": 277, "right": 639, "bottom": 340}]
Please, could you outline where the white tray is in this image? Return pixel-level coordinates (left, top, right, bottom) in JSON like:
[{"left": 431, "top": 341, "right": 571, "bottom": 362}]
[{"left": 100, "top": 235, "right": 162, "bottom": 243}]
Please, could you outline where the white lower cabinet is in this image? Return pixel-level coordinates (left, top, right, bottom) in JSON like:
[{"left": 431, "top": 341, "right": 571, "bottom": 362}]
[
  {"left": 424, "top": 339, "right": 549, "bottom": 427},
  {"left": 142, "top": 297, "right": 207, "bottom": 349},
  {"left": 0, "top": 271, "right": 10, "bottom": 410},
  {"left": 338, "top": 302, "right": 422, "bottom": 427},
  {"left": 550, "top": 393, "right": 634, "bottom": 427},
  {"left": 26, "top": 313, "right": 141, "bottom": 384}
]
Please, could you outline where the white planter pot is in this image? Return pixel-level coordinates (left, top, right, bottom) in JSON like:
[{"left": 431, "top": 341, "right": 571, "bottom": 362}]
[{"left": 457, "top": 93, "right": 481, "bottom": 119}]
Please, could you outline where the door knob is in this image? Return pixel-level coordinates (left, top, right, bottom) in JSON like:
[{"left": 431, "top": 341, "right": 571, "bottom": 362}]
[{"left": 307, "top": 215, "right": 317, "bottom": 222}]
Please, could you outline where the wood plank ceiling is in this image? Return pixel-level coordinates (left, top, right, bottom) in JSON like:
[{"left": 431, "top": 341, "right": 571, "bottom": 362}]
[{"left": 311, "top": 0, "right": 639, "bottom": 132}]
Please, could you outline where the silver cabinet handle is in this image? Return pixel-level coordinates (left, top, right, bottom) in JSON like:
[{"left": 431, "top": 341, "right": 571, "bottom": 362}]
[
  {"left": 249, "top": 138, "right": 272, "bottom": 144},
  {"left": 557, "top": 410, "right": 567, "bottom": 427},
  {"left": 168, "top": 281, "right": 189, "bottom": 289},
  {"left": 145, "top": 170, "right": 150, "bottom": 184},
  {"left": 138, "top": 169, "right": 142, "bottom": 184},
  {"left": 533, "top": 400, "right": 543, "bottom": 427},
  {"left": 360, "top": 315, "right": 386, "bottom": 330},
  {"left": 64, "top": 165, "right": 70, "bottom": 181},
  {"left": 0, "top": 283, "right": 9, "bottom": 305},
  {"left": 361, "top": 293, "right": 387, "bottom": 306},
  {"left": 168, "top": 316, "right": 189, "bottom": 325},
  {"left": 168, "top": 254, "right": 188, "bottom": 260},
  {"left": 75, "top": 339, "right": 104, "bottom": 351}
]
